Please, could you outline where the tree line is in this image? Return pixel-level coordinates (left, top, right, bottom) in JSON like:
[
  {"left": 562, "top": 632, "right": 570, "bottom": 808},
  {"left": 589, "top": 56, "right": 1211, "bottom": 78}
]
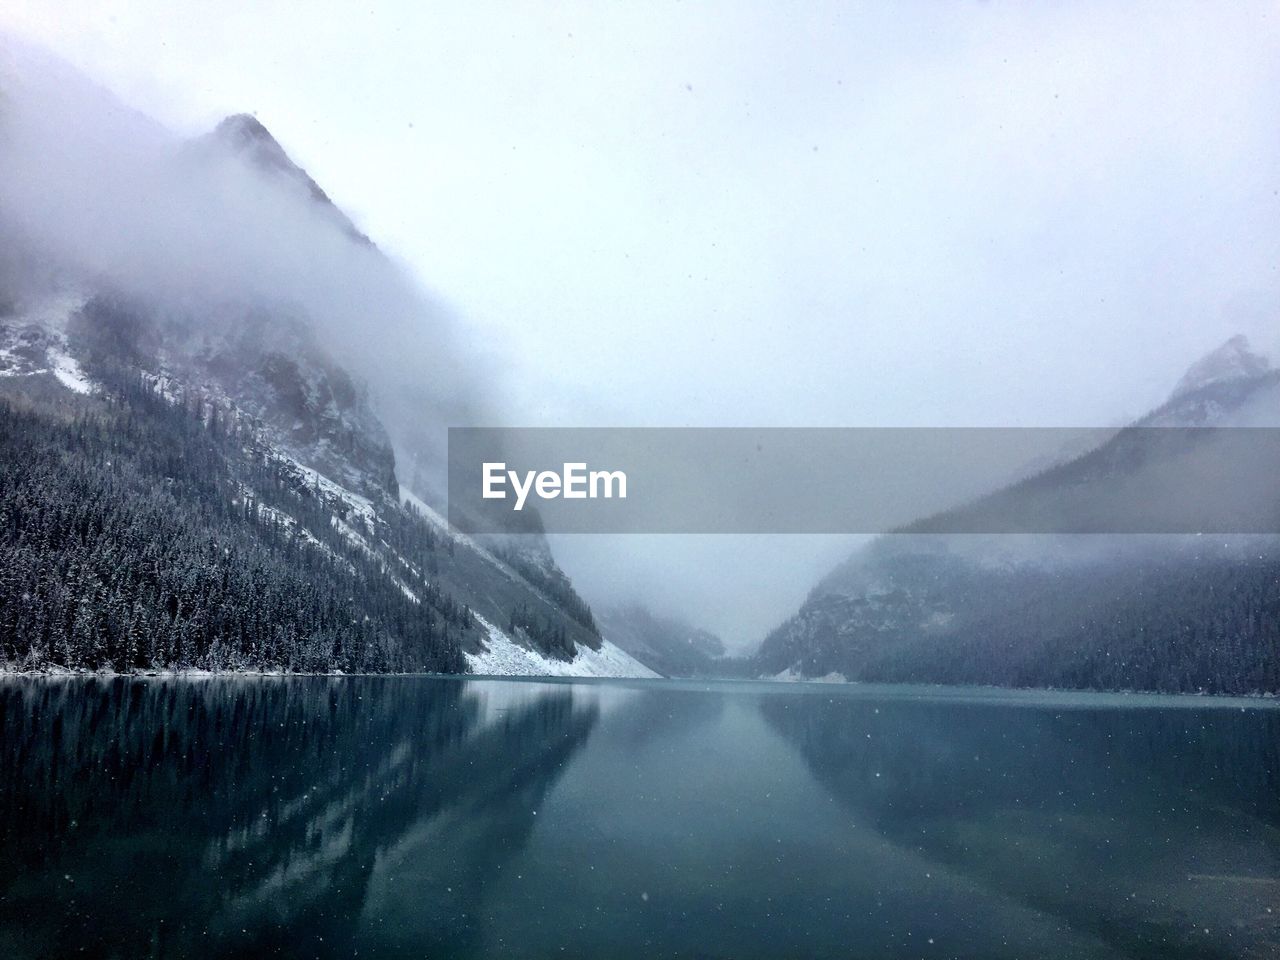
[{"left": 0, "top": 372, "right": 471, "bottom": 673}]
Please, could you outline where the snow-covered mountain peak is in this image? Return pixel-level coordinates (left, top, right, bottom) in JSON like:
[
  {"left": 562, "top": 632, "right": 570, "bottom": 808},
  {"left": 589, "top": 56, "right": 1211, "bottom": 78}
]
[
  {"left": 1169, "top": 334, "right": 1271, "bottom": 401},
  {"left": 204, "top": 113, "right": 371, "bottom": 246},
  {"left": 213, "top": 114, "right": 292, "bottom": 166}
]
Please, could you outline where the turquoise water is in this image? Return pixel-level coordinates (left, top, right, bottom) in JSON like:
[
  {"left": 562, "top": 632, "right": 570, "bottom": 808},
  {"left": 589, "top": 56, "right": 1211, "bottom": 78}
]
[{"left": 1, "top": 676, "right": 1277, "bottom": 958}]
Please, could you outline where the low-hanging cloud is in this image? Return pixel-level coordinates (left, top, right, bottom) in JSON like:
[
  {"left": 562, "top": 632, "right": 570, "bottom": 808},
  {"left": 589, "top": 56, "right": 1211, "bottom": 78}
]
[
  {"left": 0, "top": 33, "right": 495, "bottom": 491},
  {"left": 4, "top": 3, "right": 1280, "bottom": 650}
]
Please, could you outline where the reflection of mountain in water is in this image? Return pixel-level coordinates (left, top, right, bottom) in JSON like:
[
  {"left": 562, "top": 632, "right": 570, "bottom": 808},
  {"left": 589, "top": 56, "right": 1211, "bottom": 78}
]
[
  {"left": 0, "top": 677, "right": 597, "bottom": 959},
  {"left": 762, "top": 694, "right": 1280, "bottom": 960}
]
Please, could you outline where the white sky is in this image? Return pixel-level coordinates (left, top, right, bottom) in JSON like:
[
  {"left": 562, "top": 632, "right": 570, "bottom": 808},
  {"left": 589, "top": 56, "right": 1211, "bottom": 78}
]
[{"left": 4, "top": 1, "right": 1279, "bottom": 645}]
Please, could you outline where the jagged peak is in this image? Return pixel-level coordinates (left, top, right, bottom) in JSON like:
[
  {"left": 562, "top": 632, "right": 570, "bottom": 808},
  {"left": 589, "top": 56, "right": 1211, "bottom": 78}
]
[
  {"left": 213, "top": 113, "right": 290, "bottom": 163},
  {"left": 204, "top": 113, "right": 372, "bottom": 246},
  {"left": 1169, "top": 334, "right": 1271, "bottom": 400},
  {"left": 211, "top": 112, "right": 320, "bottom": 189},
  {"left": 215, "top": 112, "right": 272, "bottom": 138}
]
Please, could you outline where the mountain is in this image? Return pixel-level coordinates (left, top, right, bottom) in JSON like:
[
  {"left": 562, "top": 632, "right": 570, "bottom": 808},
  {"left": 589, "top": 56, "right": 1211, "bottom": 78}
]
[
  {"left": 1170, "top": 333, "right": 1272, "bottom": 401},
  {"left": 597, "top": 604, "right": 729, "bottom": 678},
  {"left": 0, "top": 44, "right": 652, "bottom": 677},
  {"left": 201, "top": 113, "right": 372, "bottom": 246},
  {"left": 755, "top": 337, "right": 1280, "bottom": 694}
]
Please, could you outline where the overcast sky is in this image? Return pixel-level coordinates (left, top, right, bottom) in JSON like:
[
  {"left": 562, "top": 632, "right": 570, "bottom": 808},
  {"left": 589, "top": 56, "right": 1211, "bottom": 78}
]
[{"left": 4, "top": 1, "right": 1279, "bottom": 646}]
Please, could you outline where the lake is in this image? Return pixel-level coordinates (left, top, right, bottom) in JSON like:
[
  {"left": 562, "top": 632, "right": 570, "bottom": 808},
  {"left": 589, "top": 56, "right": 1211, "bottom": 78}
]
[{"left": 1, "top": 676, "right": 1277, "bottom": 959}]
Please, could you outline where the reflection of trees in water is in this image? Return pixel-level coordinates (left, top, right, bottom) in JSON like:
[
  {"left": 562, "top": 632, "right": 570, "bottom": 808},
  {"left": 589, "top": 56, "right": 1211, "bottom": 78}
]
[
  {"left": 762, "top": 696, "right": 1280, "bottom": 960},
  {"left": 0, "top": 677, "right": 597, "bottom": 959}
]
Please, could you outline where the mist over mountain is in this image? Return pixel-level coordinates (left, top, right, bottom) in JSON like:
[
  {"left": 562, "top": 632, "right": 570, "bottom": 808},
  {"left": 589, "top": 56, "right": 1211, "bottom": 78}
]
[
  {"left": 3, "top": 7, "right": 1280, "bottom": 959},
  {"left": 3, "top": 30, "right": 1278, "bottom": 692},
  {"left": 598, "top": 604, "right": 729, "bottom": 678},
  {"left": 0, "top": 34, "right": 488, "bottom": 499},
  {"left": 201, "top": 113, "right": 374, "bottom": 247},
  {"left": 756, "top": 341, "right": 1280, "bottom": 694},
  {"left": 0, "top": 36, "right": 652, "bottom": 678}
]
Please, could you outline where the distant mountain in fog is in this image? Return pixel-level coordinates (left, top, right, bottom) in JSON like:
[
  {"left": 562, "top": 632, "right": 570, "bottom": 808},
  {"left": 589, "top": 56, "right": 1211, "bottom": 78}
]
[
  {"left": 1169, "top": 334, "right": 1272, "bottom": 402},
  {"left": 756, "top": 338, "right": 1280, "bottom": 694},
  {"left": 598, "top": 604, "right": 728, "bottom": 678}
]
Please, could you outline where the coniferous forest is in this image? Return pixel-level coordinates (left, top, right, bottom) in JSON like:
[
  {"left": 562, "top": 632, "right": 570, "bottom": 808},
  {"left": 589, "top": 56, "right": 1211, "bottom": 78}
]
[
  {"left": 0, "top": 374, "right": 470, "bottom": 673},
  {"left": 755, "top": 545, "right": 1280, "bottom": 695}
]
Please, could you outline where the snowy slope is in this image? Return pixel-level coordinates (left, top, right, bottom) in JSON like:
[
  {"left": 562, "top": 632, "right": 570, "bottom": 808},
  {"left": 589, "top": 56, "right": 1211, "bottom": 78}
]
[
  {"left": 274, "top": 456, "right": 649, "bottom": 677},
  {"left": 2, "top": 312, "right": 637, "bottom": 678},
  {"left": 0, "top": 291, "right": 94, "bottom": 394},
  {"left": 467, "top": 616, "right": 659, "bottom": 679}
]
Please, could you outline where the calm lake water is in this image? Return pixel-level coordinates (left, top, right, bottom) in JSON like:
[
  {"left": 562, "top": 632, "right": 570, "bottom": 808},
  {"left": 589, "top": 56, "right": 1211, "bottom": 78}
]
[{"left": 1, "top": 677, "right": 1277, "bottom": 959}]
